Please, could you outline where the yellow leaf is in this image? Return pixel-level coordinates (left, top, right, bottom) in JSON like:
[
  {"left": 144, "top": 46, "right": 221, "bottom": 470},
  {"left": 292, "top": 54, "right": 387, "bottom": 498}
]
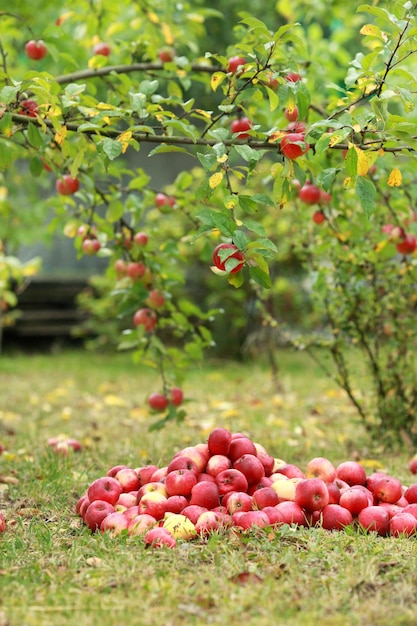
[
  {"left": 343, "top": 176, "right": 352, "bottom": 187},
  {"left": 375, "top": 239, "right": 388, "bottom": 253},
  {"left": 117, "top": 130, "right": 132, "bottom": 154},
  {"left": 360, "top": 24, "right": 383, "bottom": 39},
  {"left": 103, "top": 116, "right": 111, "bottom": 125},
  {"left": 161, "top": 22, "right": 174, "bottom": 45},
  {"left": 97, "top": 103, "right": 117, "bottom": 110},
  {"left": 217, "top": 154, "right": 228, "bottom": 164},
  {"left": 104, "top": 394, "right": 128, "bottom": 407},
  {"left": 195, "top": 109, "right": 212, "bottom": 120},
  {"left": 54, "top": 125, "right": 67, "bottom": 145},
  {"left": 209, "top": 172, "right": 224, "bottom": 189},
  {"left": 387, "top": 167, "right": 402, "bottom": 187},
  {"left": 353, "top": 146, "right": 369, "bottom": 176},
  {"left": 147, "top": 11, "right": 159, "bottom": 24},
  {"left": 210, "top": 72, "right": 226, "bottom": 92}
]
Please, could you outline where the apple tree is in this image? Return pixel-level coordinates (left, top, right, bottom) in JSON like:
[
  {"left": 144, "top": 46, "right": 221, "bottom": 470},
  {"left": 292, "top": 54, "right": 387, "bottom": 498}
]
[{"left": 1, "top": 0, "right": 417, "bottom": 443}]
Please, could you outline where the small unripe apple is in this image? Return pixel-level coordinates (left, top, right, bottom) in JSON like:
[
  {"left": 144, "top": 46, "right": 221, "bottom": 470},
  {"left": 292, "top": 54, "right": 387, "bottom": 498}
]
[
  {"left": 82, "top": 237, "right": 101, "bottom": 255},
  {"left": 158, "top": 48, "right": 175, "bottom": 63},
  {"left": 133, "top": 231, "right": 148, "bottom": 246}
]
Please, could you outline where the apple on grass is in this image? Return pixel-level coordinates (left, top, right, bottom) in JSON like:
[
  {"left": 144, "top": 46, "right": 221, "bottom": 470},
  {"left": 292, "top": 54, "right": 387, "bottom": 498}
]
[
  {"left": 163, "top": 514, "right": 196, "bottom": 540},
  {"left": 164, "top": 495, "right": 189, "bottom": 514},
  {"left": 252, "top": 487, "right": 279, "bottom": 510},
  {"left": 223, "top": 491, "right": 253, "bottom": 515},
  {"left": 173, "top": 446, "right": 209, "bottom": 474},
  {"left": 305, "top": 457, "right": 337, "bottom": 483},
  {"left": 389, "top": 512, "right": 417, "bottom": 537},
  {"left": 271, "top": 477, "right": 303, "bottom": 502},
  {"left": 233, "top": 454, "right": 265, "bottom": 485},
  {"left": 115, "top": 492, "right": 137, "bottom": 509},
  {"left": 206, "top": 454, "right": 232, "bottom": 477},
  {"left": 408, "top": 458, "right": 417, "bottom": 474},
  {"left": 167, "top": 455, "right": 199, "bottom": 475},
  {"left": 275, "top": 501, "right": 307, "bottom": 527},
  {"left": 232, "top": 510, "right": 270, "bottom": 530},
  {"left": 371, "top": 476, "right": 403, "bottom": 504},
  {"left": 215, "top": 468, "right": 248, "bottom": 496},
  {"left": 404, "top": 483, "right": 417, "bottom": 503},
  {"left": 181, "top": 505, "right": 209, "bottom": 525},
  {"left": 127, "top": 513, "right": 157, "bottom": 536},
  {"left": 100, "top": 512, "right": 129, "bottom": 535},
  {"left": 319, "top": 504, "right": 353, "bottom": 531},
  {"left": 227, "top": 437, "right": 257, "bottom": 463},
  {"left": 208, "top": 428, "right": 232, "bottom": 456},
  {"left": 195, "top": 511, "right": 230, "bottom": 535},
  {"left": 137, "top": 492, "right": 167, "bottom": 521},
  {"left": 135, "top": 464, "right": 160, "bottom": 486},
  {"left": 189, "top": 480, "right": 220, "bottom": 510},
  {"left": 295, "top": 478, "right": 329, "bottom": 512},
  {"left": 339, "top": 487, "right": 370, "bottom": 516},
  {"left": 273, "top": 463, "right": 305, "bottom": 479},
  {"left": 115, "top": 468, "right": 140, "bottom": 492},
  {"left": 87, "top": 477, "right": 123, "bottom": 506},
  {"left": 84, "top": 500, "right": 115, "bottom": 531},
  {"left": 165, "top": 469, "right": 197, "bottom": 497},
  {"left": 336, "top": 461, "right": 367, "bottom": 486},
  {"left": 137, "top": 482, "right": 168, "bottom": 500},
  {"left": 143, "top": 527, "right": 176, "bottom": 549},
  {"left": 0, "top": 513, "right": 5, "bottom": 533},
  {"left": 358, "top": 506, "right": 390, "bottom": 536}
]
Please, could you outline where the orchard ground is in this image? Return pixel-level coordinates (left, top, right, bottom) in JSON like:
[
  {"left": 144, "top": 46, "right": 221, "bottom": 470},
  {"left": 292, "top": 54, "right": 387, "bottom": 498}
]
[{"left": 1, "top": 347, "right": 417, "bottom": 626}]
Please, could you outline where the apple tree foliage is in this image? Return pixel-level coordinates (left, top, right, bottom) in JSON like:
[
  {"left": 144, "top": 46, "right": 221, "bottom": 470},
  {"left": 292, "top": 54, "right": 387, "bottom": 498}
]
[{"left": 1, "top": 1, "right": 417, "bottom": 443}]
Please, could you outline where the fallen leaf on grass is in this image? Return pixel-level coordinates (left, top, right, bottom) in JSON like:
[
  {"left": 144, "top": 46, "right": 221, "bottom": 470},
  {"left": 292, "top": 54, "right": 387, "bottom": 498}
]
[
  {"left": 86, "top": 557, "right": 103, "bottom": 567},
  {"left": 0, "top": 475, "right": 19, "bottom": 485}
]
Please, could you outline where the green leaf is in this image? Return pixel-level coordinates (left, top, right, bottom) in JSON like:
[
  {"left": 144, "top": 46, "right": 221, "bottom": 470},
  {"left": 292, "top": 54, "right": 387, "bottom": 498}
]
[
  {"left": 345, "top": 147, "right": 357, "bottom": 177},
  {"left": 106, "top": 201, "right": 124, "bottom": 222},
  {"left": 27, "top": 123, "right": 43, "bottom": 148},
  {"left": 29, "top": 157, "right": 43, "bottom": 177},
  {"left": 228, "top": 271, "right": 245, "bottom": 288},
  {"left": 239, "top": 195, "right": 259, "bottom": 213},
  {"left": 234, "top": 144, "right": 262, "bottom": 163},
  {"left": 249, "top": 265, "right": 271, "bottom": 288},
  {"left": 233, "top": 230, "right": 250, "bottom": 250},
  {"left": 197, "top": 151, "right": 217, "bottom": 171},
  {"left": 102, "top": 138, "right": 123, "bottom": 160},
  {"left": 356, "top": 176, "right": 376, "bottom": 217},
  {"left": 148, "top": 144, "right": 189, "bottom": 157}
]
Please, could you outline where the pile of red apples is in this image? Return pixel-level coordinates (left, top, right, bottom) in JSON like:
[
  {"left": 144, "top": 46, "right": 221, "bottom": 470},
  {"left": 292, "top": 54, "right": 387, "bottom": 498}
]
[{"left": 76, "top": 428, "right": 417, "bottom": 548}]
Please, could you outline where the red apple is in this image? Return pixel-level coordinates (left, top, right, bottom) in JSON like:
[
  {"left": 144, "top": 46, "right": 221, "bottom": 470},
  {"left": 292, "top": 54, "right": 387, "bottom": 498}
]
[
  {"left": 223, "top": 491, "right": 252, "bottom": 515},
  {"left": 93, "top": 42, "right": 111, "bottom": 57},
  {"left": 275, "top": 501, "right": 307, "bottom": 526},
  {"left": 78, "top": 497, "right": 91, "bottom": 519},
  {"left": 0, "top": 513, "right": 5, "bottom": 533},
  {"left": 173, "top": 446, "right": 209, "bottom": 473},
  {"left": 135, "top": 464, "right": 160, "bottom": 486},
  {"left": 87, "top": 476, "right": 123, "bottom": 505},
  {"left": 320, "top": 504, "right": 353, "bottom": 531},
  {"left": 84, "top": 500, "right": 115, "bottom": 531},
  {"left": 404, "top": 483, "right": 417, "bottom": 503},
  {"left": 138, "top": 492, "right": 167, "bottom": 520},
  {"left": 127, "top": 262, "right": 146, "bottom": 280},
  {"left": 305, "top": 457, "right": 337, "bottom": 483},
  {"left": 208, "top": 427, "right": 232, "bottom": 456},
  {"left": 327, "top": 481, "right": 342, "bottom": 504},
  {"left": 232, "top": 510, "right": 270, "bottom": 530},
  {"left": 82, "top": 237, "right": 101, "bottom": 255},
  {"left": 195, "top": 510, "right": 229, "bottom": 535},
  {"left": 165, "top": 469, "right": 197, "bottom": 497},
  {"left": 227, "top": 437, "right": 257, "bottom": 463},
  {"left": 396, "top": 234, "right": 417, "bottom": 255},
  {"left": 298, "top": 183, "right": 321, "bottom": 205},
  {"left": 281, "top": 133, "right": 309, "bottom": 160},
  {"left": 233, "top": 454, "right": 265, "bottom": 485},
  {"left": 372, "top": 476, "right": 403, "bottom": 504},
  {"left": 312, "top": 210, "right": 326, "bottom": 224},
  {"left": 75, "top": 494, "right": 89, "bottom": 516},
  {"left": 358, "top": 505, "right": 390, "bottom": 536},
  {"left": 100, "top": 512, "right": 129, "bottom": 535},
  {"left": 206, "top": 454, "right": 232, "bottom": 477},
  {"left": 295, "top": 478, "right": 329, "bottom": 512},
  {"left": 336, "top": 461, "right": 367, "bottom": 486},
  {"left": 378, "top": 502, "right": 402, "bottom": 518},
  {"left": 146, "top": 392, "right": 168, "bottom": 412},
  {"left": 273, "top": 463, "right": 305, "bottom": 479},
  {"left": 230, "top": 117, "right": 252, "bottom": 139},
  {"left": 339, "top": 487, "right": 370, "bottom": 515},
  {"left": 227, "top": 56, "right": 246, "bottom": 75},
  {"left": 137, "top": 482, "right": 167, "bottom": 501},
  {"left": 284, "top": 105, "right": 298, "bottom": 122},
  {"left": 19, "top": 99, "right": 39, "bottom": 117},
  {"left": 150, "top": 466, "right": 168, "bottom": 483},
  {"left": 216, "top": 468, "right": 248, "bottom": 496},
  {"left": 143, "top": 527, "right": 176, "bottom": 548},
  {"left": 147, "top": 289, "right": 166, "bottom": 308},
  {"left": 212, "top": 243, "right": 245, "bottom": 274},
  {"left": 403, "top": 503, "right": 417, "bottom": 519},
  {"left": 167, "top": 455, "right": 199, "bottom": 475},
  {"left": 158, "top": 48, "right": 175, "bottom": 63},
  {"left": 133, "top": 231, "right": 148, "bottom": 246},
  {"left": 252, "top": 487, "right": 279, "bottom": 510},
  {"left": 133, "top": 307, "right": 157, "bottom": 332},
  {"left": 366, "top": 471, "right": 388, "bottom": 493},
  {"left": 115, "top": 468, "right": 140, "bottom": 492},
  {"left": 181, "top": 505, "right": 209, "bottom": 525},
  {"left": 408, "top": 458, "right": 417, "bottom": 474},
  {"left": 127, "top": 513, "right": 157, "bottom": 536},
  {"left": 25, "top": 40, "right": 48, "bottom": 60},
  {"left": 164, "top": 495, "right": 189, "bottom": 514},
  {"left": 285, "top": 72, "right": 302, "bottom": 82},
  {"left": 389, "top": 512, "right": 417, "bottom": 537},
  {"left": 169, "top": 387, "right": 183, "bottom": 406},
  {"left": 256, "top": 452, "right": 275, "bottom": 476},
  {"left": 56, "top": 175, "right": 80, "bottom": 195}
]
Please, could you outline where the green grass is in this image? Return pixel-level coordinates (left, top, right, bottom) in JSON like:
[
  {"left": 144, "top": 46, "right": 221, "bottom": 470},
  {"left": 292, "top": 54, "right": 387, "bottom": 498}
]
[{"left": 1, "top": 346, "right": 417, "bottom": 626}]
